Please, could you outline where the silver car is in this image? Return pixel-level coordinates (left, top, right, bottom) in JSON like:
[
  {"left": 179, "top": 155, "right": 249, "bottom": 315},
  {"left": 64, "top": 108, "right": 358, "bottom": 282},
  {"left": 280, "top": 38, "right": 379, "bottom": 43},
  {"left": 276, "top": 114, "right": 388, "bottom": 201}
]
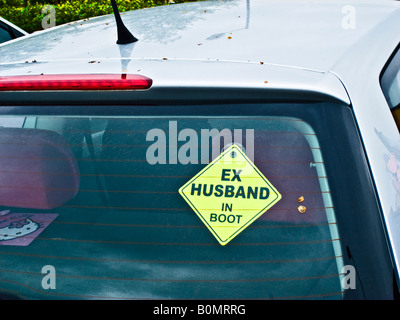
[{"left": 0, "top": 0, "right": 400, "bottom": 301}]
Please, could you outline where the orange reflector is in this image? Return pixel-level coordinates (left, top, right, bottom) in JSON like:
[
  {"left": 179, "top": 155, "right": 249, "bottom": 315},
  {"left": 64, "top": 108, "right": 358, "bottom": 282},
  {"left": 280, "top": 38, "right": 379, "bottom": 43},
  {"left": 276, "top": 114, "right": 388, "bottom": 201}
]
[{"left": 0, "top": 74, "right": 153, "bottom": 91}]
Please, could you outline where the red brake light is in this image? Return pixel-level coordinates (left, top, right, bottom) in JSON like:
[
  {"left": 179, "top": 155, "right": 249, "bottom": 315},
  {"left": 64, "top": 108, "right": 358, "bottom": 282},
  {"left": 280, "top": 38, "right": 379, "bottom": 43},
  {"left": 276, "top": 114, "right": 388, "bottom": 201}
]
[{"left": 0, "top": 74, "right": 153, "bottom": 91}]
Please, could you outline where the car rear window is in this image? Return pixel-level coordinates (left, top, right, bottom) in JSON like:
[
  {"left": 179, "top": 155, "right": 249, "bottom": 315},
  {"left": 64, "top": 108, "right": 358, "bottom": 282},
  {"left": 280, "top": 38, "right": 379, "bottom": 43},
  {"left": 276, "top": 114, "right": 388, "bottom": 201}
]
[{"left": 0, "top": 101, "right": 394, "bottom": 299}]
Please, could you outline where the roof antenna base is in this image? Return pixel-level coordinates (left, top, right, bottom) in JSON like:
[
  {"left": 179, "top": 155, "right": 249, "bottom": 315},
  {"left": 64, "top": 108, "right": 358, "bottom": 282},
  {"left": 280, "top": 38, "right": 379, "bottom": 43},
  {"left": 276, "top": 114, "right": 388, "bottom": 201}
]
[{"left": 110, "top": 0, "right": 138, "bottom": 45}]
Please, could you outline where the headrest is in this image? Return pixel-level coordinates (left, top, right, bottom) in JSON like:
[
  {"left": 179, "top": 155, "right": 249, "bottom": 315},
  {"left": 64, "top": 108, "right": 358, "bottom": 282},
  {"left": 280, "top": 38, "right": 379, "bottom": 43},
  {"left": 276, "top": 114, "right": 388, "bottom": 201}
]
[{"left": 0, "top": 127, "right": 80, "bottom": 209}]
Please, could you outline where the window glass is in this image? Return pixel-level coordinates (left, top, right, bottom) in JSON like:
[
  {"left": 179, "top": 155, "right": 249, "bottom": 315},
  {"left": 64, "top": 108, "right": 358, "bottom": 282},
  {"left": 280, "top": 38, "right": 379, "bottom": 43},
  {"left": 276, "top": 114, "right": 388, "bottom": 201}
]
[
  {"left": 0, "top": 21, "right": 25, "bottom": 44},
  {"left": 0, "top": 25, "right": 13, "bottom": 44},
  {"left": 0, "top": 102, "right": 393, "bottom": 299},
  {"left": 381, "top": 45, "right": 400, "bottom": 129}
]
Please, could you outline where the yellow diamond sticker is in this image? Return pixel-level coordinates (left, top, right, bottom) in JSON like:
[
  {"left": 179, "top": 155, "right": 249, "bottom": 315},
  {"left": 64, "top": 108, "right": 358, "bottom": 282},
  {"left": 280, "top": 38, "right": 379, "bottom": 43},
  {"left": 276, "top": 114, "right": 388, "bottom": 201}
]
[{"left": 179, "top": 144, "right": 282, "bottom": 246}]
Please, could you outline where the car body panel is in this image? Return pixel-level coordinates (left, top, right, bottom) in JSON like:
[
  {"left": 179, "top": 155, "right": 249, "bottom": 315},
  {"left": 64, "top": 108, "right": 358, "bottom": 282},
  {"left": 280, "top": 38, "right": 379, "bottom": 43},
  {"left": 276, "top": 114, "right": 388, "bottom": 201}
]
[
  {"left": 0, "top": 58, "right": 350, "bottom": 105},
  {"left": 0, "top": 0, "right": 399, "bottom": 72},
  {"left": 330, "top": 7, "right": 400, "bottom": 282},
  {"left": 0, "top": 0, "right": 398, "bottom": 104}
]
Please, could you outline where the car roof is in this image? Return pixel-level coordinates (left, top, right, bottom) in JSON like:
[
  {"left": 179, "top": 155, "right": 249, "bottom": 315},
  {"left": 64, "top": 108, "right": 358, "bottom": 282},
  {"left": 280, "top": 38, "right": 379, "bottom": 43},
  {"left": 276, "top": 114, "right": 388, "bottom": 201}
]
[
  {"left": 1, "top": 0, "right": 400, "bottom": 68},
  {"left": 1, "top": 0, "right": 400, "bottom": 104}
]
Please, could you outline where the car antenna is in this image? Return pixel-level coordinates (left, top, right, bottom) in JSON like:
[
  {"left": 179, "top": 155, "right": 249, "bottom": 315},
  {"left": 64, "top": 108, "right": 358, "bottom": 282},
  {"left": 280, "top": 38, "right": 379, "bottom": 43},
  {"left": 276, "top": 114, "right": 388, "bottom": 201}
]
[{"left": 110, "top": 0, "right": 138, "bottom": 44}]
